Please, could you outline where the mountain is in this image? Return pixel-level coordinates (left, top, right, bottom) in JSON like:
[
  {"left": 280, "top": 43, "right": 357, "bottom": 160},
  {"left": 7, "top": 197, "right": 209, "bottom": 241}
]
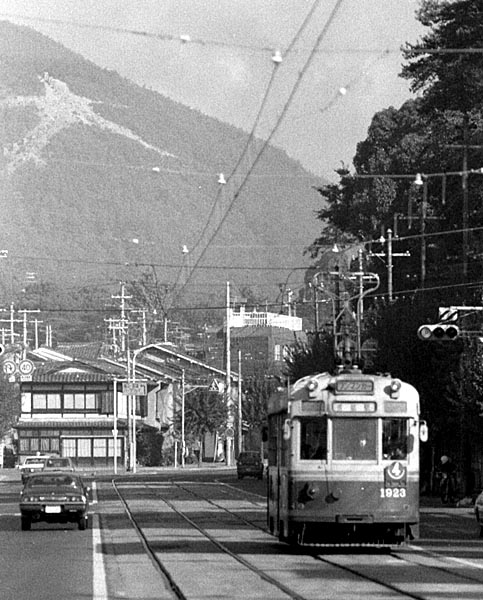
[{"left": 0, "top": 20, "right": 324, "bottom": 306}]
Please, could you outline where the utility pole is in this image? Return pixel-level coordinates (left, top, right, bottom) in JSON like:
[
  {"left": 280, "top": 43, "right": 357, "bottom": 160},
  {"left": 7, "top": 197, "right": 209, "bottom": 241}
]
[
  {"left": 225, "top": 281, "right": 234, "bottom": 467},
  {"left": 131, "top": 308, "right": 147, "bottom": 346},
  {"left": 237, "top": 349, "right": 242, "bottom": 456},
  {"left": 181, "top": 369, "right": 185, "bottom": 468},
  {"left": 370, "top": 229, "right": 410, "bottom": 302},
  {"left": 111, "top": 282, "right": 132, "bottom": 353},
  {"left": 18, "top": 309, "right": 41, "bottom": 357},
  {"left": 444, "top": 133, "right": 483, "bottom": 278}
]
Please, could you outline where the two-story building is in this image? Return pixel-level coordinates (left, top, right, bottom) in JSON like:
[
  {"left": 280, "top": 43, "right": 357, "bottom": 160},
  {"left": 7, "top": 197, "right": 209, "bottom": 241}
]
[{"left": 15, "top": 342, "right": 235, "bottom": 468}]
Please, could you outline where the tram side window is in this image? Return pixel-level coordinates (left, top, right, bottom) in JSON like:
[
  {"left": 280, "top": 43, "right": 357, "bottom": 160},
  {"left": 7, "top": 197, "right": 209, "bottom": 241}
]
[
  {"left": 382, "top": 418, "right": 408, "bottom": 460},
  {"left": 333, "top": 418, "right": 377, "bottom": 460},
  {"left": 300, "top": 417, "right": 327, "bottom": 460}
]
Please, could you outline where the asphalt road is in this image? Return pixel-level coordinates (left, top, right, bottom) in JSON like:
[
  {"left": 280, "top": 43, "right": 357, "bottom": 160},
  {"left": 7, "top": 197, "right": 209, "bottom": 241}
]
[
  {"left": 0, "top": 473, "right": 94, "bottom": 600},
  {"left": 1, "top": 467, "right": 482, "bottom": 600}
]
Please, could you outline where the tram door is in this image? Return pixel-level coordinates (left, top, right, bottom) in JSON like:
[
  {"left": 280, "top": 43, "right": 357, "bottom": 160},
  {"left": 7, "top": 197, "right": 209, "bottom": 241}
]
[{"left": 267, "top": 412, "right": 285, "bottom": 535}]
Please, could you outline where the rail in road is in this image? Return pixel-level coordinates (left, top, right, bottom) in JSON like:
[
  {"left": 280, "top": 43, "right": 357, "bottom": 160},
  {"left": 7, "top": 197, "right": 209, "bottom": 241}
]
[
  {"left": 3, "top": 467, "right": 483, "bottom": 600},
  {"left": 98, "top": 476, "right": 483, "bottom": 600}
]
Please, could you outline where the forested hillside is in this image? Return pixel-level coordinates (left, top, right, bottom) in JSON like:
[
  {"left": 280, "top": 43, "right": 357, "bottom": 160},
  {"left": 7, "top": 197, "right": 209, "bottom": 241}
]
[{"left": 0, "top": 20, "right": 322, "bottom": 304}]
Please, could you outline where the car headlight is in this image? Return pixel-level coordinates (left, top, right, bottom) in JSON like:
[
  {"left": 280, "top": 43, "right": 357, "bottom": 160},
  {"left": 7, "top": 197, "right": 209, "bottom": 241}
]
[{"left": 68, "top": 495, "right": 86, "bottom": 502}]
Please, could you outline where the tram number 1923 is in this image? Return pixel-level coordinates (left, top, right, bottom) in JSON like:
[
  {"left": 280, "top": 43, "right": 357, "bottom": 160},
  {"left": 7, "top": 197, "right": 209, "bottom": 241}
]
[{"left": 380, "top": 487, "right": 406, "bottom": 498}]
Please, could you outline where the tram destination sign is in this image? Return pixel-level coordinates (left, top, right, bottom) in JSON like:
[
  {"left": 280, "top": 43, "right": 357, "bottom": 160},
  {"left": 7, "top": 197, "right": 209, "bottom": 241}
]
[{"left": 335, "top": 379, "right": 374, "bottom": 394}]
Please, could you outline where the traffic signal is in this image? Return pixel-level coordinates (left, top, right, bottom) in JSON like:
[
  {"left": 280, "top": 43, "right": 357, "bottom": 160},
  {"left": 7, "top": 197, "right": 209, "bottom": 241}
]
[{"left": 417, "top": 323, "right": 460, "bottom": 341}]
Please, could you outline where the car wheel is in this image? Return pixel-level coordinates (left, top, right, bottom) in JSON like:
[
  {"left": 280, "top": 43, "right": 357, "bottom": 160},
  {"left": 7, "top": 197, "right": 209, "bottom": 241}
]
[
  {"left": 21, "top": 516, "right": 31, "bottom": 531},
  {"left": 78, "top": 515, "right": 88, "bottom": 531}
]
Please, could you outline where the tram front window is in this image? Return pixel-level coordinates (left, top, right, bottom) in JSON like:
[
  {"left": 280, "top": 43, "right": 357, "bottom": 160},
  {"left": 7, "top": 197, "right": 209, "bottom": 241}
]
[
  {"left": 300, "top": 417, "right": 327, "bottom": 460},
  {"left": 333, "top": 418, "right": 377, "bottom": 460},
  {"left": 383, "top": 418, "right": 408, "bottom": 459}
]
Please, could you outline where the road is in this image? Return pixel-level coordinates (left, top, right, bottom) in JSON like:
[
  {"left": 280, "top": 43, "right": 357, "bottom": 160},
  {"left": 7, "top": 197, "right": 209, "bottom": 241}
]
[{"left": 1, "top": 467, "right": 483, "bottom": 599}]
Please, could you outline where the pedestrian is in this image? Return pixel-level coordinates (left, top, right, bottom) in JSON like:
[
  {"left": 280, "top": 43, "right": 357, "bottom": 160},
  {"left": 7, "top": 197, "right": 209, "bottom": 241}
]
[
  {"left": 193, "top": 439, "right": 201, "bottom": 466},
  {"left": 438, "top": 455, "right": 457, "bottom": 504}
]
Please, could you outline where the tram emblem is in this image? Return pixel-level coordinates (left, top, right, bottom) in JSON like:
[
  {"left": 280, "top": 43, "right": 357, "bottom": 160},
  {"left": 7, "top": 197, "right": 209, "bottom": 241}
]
[{"left": 384, "top": 462, "right": 407, "bottom": 488}]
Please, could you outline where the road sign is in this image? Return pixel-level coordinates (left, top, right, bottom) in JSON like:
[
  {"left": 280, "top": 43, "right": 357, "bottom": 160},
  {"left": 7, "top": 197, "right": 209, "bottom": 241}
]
[
  {"left": 19, "top": 359, "right": 35, "bottom": 375},
  {"left": 208, "top": 378, "right": 224, "bottom": 393},
  {"left": 225, "top": 427, "right": 235, "bottom": 438},
  {"left": 2, "top": 361, "right": 16, "bottom": 375},
  {"left": 122, "top": 381, "right": 148, "bottom": 396}
]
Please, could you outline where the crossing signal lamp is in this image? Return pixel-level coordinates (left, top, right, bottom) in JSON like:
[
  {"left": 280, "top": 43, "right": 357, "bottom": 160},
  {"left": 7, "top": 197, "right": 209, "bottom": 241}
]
[{"left": 417, "top": 323, "right": 460, "bottom": 341}]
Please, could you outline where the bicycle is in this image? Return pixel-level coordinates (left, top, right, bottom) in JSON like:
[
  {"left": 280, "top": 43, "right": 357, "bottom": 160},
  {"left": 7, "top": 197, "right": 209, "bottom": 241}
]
[{"left": 439, "top": 472, "right": 457, "bottom": 504}]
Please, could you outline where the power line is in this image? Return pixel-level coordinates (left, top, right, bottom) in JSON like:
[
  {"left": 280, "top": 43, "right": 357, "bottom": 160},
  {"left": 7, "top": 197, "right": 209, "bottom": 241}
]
[
  {"left": 0, "top": 12, "right": 408, "bottom": 56},
  {"left": 178, "top": 0, "right": 345, "bottom": 298}
]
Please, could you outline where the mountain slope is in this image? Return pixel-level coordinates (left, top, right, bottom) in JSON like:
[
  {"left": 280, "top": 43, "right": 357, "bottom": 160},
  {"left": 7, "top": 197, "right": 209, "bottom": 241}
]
[{"left": 0, "top": 20, "right": 324, "bottom": 303}]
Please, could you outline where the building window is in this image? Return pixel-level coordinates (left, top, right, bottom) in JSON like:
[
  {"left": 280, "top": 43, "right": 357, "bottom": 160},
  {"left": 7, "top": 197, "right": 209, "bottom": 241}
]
[
  {"left": 274, "top": 344, "right": 281, "bottom": 361},
  {"left": 63, "top": 438, "right": 76, "bottom": 457},
  {"left": 108, "top": 438, "right": 122, "bottom": 458},
  {"left": 77, "top": 438, "right": 91, "bottom": 457},
  {"left": 93, "top": 438, "right": 106, "bottom": 457},
  {"left": 32, "top": 394, "right": 47, "bottom": 410}
]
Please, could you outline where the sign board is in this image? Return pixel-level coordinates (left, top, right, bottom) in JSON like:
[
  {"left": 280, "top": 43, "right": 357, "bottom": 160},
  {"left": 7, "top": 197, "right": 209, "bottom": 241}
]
[
  {"left": 19, "top": 359, "right": 35, "bottom": 375},
  {"left": 225, "top": 427, "right": 235, "bottom": 438},
  {"left": 2, "top": 361, "right": 16, "bottom": 375},
  {"left": 122, "top": 381, "right": 148, "bottom": 396},
  {"left": 208, "top": 378, "right": 224, "bottom": 394}
]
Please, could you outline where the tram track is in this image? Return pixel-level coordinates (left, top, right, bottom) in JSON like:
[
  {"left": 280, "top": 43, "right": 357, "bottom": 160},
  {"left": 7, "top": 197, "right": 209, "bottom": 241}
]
[
  {"left": 112, "top": 479, "right": 308, "bottom": 600},
  {"left": 109, "top": 478, "right": 483, "bottom": 600}
]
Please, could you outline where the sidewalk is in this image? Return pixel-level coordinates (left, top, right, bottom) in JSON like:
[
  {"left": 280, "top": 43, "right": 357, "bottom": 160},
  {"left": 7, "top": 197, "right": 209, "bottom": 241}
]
[{"left": 419, "top": 494, "right": 475, "bottom": 511}]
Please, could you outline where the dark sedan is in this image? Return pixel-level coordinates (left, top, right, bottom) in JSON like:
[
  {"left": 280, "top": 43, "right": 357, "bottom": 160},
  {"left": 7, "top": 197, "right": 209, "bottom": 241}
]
[{"left": 19, "top": 471, "right": 90, "bottom": 531}]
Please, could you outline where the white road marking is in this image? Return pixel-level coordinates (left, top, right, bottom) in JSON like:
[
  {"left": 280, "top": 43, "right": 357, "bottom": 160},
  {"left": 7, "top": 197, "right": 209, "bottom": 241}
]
[{"left": 91, "top": 481, "right": 107, "bottom": 599}]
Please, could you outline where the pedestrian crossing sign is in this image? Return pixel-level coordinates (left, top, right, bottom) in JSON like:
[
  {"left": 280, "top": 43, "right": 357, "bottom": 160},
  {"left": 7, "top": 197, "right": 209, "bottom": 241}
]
[{"left": 208, "top": 378, "right": 224, "bottom": 393}]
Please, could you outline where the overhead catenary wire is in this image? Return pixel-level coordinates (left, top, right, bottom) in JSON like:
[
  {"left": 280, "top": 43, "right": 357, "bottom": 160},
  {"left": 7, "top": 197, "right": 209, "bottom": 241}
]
[
  {"left": 176, "top": 0, "right": 346, "bottom": 301},
  {"left": 165, "top": 0, "right": 323, "bottom": 305}
]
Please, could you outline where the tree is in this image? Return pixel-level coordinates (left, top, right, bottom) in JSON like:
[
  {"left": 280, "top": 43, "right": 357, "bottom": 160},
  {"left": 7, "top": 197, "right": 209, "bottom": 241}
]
[
  {"left": 283, "top": 332, "right": 336, "bottom": 382},
  {"left": 0, "top": 379, "right": 20, "bottom": 441},
  {"left": 174, "top": 388, "right": 226, "bottom": 441},
  {"left": 401, "top": 0, "right": 483, "bottom": 115}
]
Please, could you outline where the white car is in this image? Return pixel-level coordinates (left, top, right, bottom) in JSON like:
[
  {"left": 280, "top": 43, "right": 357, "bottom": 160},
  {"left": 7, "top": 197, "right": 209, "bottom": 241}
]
[{"left": 18, "top": 455, "right": 50, "bottom": 483}]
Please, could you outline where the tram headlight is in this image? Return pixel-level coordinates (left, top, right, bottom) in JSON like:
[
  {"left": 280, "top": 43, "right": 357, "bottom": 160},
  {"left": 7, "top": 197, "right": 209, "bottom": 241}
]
[
  {"left": 297, "top": 482, "right": 319, "bottom": 504},
  {"left": 306, "top": 379, "right": 318, "bottom": 398},
  {"left": 389, "top": 379, "right": 401, "bottom": 398}
]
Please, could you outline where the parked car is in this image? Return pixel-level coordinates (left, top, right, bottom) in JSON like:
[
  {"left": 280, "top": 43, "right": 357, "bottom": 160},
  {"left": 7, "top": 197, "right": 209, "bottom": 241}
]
[
  {"left": 18, "top": 455, "right": 50, "bottom": 483},
  {"left": 236, "top": 451, "right": 264, "bottom": 479},
  {"left": 19, "top": 471, "right": 90, "bottom": 531},
  {"left": 43, "top": 457, "right": 75, "bottom": 472}
]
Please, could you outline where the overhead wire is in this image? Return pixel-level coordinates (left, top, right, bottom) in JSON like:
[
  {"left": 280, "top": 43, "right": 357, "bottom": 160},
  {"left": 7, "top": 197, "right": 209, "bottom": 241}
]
[
  {"left": 167, "top": 0, "right": 323, "bottom": 303},
  {"left": 0, "top": 12, "right": 407, "bottom": 56},
  {"left": 175, "top": 0, "right": 346, "bottom": 302}
]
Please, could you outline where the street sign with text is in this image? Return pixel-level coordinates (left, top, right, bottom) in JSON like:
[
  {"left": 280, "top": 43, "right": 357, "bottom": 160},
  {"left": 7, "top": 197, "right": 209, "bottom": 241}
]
[{"left": 122, "top": 381, "right": 148, "bottom": 396}]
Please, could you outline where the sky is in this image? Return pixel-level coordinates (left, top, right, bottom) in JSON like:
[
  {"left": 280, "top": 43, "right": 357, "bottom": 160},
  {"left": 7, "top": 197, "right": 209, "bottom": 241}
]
[{"left": 0, "top": 0, "right": 426, "bottom": 183}]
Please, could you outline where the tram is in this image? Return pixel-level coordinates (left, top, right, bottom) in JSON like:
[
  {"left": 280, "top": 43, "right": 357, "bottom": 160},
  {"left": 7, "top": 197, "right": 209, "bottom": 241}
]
[{"left": 267, "top": 365, "right": 427, "bottom": 546}]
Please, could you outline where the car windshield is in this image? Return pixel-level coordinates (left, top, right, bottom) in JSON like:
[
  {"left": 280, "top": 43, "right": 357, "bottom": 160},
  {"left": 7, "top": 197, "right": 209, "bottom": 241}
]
[
  {"left": 239, "top": 453, "right": 259, "bottom": 463},
  {"left": 24, "top": 458, "right": 45, "bottom": 465},
  {"left": 45, "top": 458, "right": 70, "bottom": 468},
  {"left": 26, "top": 475, "right": 81, "bottom": 489}
]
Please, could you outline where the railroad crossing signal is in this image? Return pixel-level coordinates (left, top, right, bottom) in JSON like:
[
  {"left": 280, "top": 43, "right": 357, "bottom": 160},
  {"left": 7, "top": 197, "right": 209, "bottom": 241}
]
[{"left": 417, "top": 323, "right": 460, "bottom": 341}]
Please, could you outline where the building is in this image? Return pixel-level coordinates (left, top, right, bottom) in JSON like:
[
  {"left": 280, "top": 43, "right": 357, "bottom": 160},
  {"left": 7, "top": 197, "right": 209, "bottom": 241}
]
[
  {"left": 14, "top": 342, "right": 236, "bottom": 468},
  {"left": 226, "top": 306, "right": 306, "bottom": 379}
]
